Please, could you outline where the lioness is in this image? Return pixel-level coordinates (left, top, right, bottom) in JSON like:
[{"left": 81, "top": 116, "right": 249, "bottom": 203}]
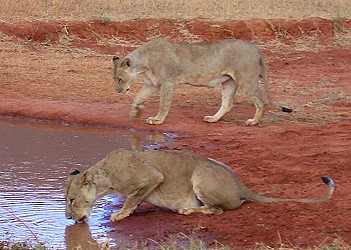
[
  {"left": 112, "top": 38, "right": 292, "bottom": 125},
  {"left": 66, "top": 150, "right": 333, "bottom": 223}
]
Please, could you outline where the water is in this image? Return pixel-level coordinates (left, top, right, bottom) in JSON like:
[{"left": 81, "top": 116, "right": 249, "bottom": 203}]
[{"left": 0, "top": 119, "right": 173, "bottom": 249}]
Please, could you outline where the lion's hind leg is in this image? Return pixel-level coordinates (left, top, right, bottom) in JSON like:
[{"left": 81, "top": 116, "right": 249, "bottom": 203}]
[
  {"left": 245, "top": 93, "right": 264, "bottom": 126},
  {"left": 239, "top": 74, "right": 265, "bottom": 126},
  {"left": 186, "top": 165, "right": 244, "bottom": 216}
]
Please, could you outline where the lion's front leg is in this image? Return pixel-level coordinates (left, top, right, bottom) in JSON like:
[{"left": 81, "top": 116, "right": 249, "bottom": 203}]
[
  {"left": 146, "top": 83, "right": 174, "bottom": 125},
  {"left": 110, "top": 205, "right": 138, "bottom": 222},
  {"left": 110, "top": 159, "right": 164, "bottom": 222},
  {"left": 110, "top": 177, "right": 163, "bottom": 222},
  {"left": 131, "top": 81, "right": 159, "bottom": 118}
]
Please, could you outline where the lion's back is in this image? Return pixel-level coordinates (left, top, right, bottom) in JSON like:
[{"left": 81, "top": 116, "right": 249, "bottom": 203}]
[{"left": 134, "top": 38, "right": 261, "bottom": 76}]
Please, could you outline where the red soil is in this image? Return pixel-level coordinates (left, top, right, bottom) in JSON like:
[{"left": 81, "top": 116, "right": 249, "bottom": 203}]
[{"left": 0, "top": 18, "right": 350, "bottom": 249}]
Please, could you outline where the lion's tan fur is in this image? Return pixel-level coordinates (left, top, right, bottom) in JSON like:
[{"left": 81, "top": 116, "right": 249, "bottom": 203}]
[
  {"left": 113, "top": 38, "right": 291, "bottom": 125},
  {"left": 66, "top": 150, "right": 333, "bottom": 222}
]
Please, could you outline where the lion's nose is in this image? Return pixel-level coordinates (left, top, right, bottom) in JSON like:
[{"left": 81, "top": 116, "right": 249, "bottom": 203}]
[{"left": 115, "top": 86, "right": 123, "bottom": 93}]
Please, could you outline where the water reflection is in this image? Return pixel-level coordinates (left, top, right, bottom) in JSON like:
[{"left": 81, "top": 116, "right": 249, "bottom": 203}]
[
  {"left": 65, "top": 223, "right": 101, "bottom": 250},
  {"left": 0, "top": 119, "right": 172, "bottom": 249}
]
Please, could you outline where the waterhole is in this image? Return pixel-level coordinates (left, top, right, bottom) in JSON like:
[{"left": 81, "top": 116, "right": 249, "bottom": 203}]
[{"left": 0, "top": 119, "right": 174, "bottom": 249}]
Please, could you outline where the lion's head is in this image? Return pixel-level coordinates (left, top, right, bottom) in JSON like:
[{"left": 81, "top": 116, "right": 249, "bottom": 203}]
[
  {"left": 65, "top": 169, "right": 97, "bottom": 223},
  {"left": 112, "top": 56, "right": 137, "bottom": 93}
]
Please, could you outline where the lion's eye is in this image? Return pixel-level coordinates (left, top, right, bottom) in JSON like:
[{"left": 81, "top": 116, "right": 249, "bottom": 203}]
[{"left": 118, "top": 78, "right": 122, "bottom": 84}]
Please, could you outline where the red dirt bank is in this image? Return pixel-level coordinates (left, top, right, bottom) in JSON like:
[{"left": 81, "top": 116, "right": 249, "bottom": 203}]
[{"left": 0, "top": 18, "right": 351, "bottom": 249}]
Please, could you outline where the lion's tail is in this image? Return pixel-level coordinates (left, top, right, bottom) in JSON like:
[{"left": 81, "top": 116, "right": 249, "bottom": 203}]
[
  {"left": 259, "top": 51, "right": 293, "bottom": 113},
  {"left": 242, "top": 176, "right": 334, "bottom": 204}
]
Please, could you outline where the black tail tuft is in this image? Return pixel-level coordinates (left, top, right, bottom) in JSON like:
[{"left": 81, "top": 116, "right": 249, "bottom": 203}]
[
  {"left": 281, "top": 106, "right": 293, "bottom": 113},
  {"left": 321, "top": 176, "right": 331, "bottom": 185}
]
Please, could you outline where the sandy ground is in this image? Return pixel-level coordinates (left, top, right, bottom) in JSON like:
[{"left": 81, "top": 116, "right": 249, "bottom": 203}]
[{"left": 0, "top": 18, "right": 351, "bottom": 249}]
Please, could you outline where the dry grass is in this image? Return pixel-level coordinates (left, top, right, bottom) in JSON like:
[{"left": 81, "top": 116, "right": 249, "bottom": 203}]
[
  {"left": 256, "top": 234, "right": 351, "bottom": 250},
  {"left": 1, "top": 236, "right": 349, "bottom": 250},
  {"left": 0, "top": 0, "right": 350, "bottom": 22}
]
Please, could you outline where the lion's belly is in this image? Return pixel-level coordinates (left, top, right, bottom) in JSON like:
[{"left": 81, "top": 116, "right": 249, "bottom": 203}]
[
  {"left": 179, "top": 74, "right": 231, "bottom": 88},
  {"left": 145, "top": 189, "right": 201, "bottom": 211}
]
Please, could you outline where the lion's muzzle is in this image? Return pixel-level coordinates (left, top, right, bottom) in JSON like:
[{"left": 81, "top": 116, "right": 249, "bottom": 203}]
[
  {"left": 115, "top": 84, "right": 130, "bottom": 93},
  {"left": 116, "top": 87, "right": 130, "bottom": 93},
  {"left": 76, "top": 215, "right": 88, "bottom": 223}
]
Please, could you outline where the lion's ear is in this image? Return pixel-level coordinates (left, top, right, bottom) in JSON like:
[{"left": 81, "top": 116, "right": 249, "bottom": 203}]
[
  {"left": 113, "top": 55, "right": 120, "bottom": 61},
  {"left": 82, "top": 170, "right": 94, "bottom": 186},
  {"left": 121, "top": 58, "right": 131, "bottom": 67},
  {"left": 68, "top": 168, "right": 81, "bottom": 182},
  {"left": 69, "top": 169, "right": 81, "bottom": 176}
]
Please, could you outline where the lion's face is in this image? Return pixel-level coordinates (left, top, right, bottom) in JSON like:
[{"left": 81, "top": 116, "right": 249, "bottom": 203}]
[
  {"left": 65, "top": 169, "right": 97, "bottom": 223},
  {"left": 112, "top": 56, "right": 136, "bottom": 93}
]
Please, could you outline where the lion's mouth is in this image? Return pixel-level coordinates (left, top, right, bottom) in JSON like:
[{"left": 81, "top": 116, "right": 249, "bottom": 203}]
[{"left": 76, "top": 215, "right": 88, "bottom": 223}]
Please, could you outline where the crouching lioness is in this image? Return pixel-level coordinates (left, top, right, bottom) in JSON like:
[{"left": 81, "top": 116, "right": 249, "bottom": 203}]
[
  {"left": 112, "top": 38, "right": 292, "bottom": 126},
  {"left": 66, "top": 150, "right": 333, "bottom": 223}
]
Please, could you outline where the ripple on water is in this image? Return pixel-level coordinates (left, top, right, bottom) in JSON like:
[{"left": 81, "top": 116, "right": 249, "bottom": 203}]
[{"left": 0, "top": 120, "right": 171, "bottom": 248}]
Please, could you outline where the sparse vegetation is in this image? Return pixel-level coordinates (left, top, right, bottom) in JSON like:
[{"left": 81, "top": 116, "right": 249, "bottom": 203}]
[
  {"left": 0, "top": 0, "right": 350, "bottom": 21},
  {"left": 256, "top": 237, "right": 350, "bottom": 250},
  {"left": 1, "top": 236, "right": 350, "bottom": 250},
  {"left": 100, "top": 14, "right": 111, "bottom": 23}
]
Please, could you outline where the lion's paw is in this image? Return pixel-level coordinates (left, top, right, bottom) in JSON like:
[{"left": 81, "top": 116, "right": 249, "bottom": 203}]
[
  {"left": 130, "top": 107, "right": 143, "bottom": 118},
  {"left": 203, "top": 116, "right": 219, "bottom": 123},
  {"left": 178, "top": 208, "right": 195, "bottom": 215},
  {"left": 146, "top": 116, "right": 164, "bottom": 125},
  {"left": 130, "top": 110, "right": 139, "bottom": 118},
  {"left": 110, "top": 212, "right": 129, "bottom": 222},
  {"left": 245, "top": 119, "right": 258, "bottom": 126}
]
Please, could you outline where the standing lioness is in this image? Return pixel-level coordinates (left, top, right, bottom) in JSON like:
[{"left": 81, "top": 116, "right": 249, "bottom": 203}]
[
  {"left": 66, "top": 150, "right": 333, "bottom": 223},
  {"left": 113, "top": 38, "right": 292, "bottom": 125}
]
